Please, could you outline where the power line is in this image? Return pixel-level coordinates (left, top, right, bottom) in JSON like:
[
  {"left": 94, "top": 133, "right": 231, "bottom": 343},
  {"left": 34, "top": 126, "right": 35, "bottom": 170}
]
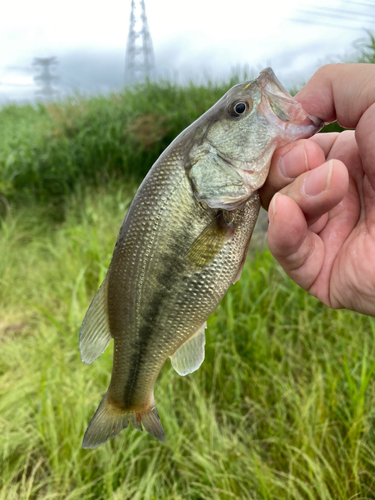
[
  {"left": 290, "top": 17, "right": 365, "bottom": 30},
  {"left": 297, "top": 8, "right": 375, "bottom": 23},
  {"left": 6, "top": 66, "right": 34, "bottom": 73},
  {"left": 0, "top": 82, "right": 34, "bottom": 87},
  {"left": 306, "top": 5, "right": 375, "bottom": 20},
  {"left": 349, "top": 1, "right": 375, "bottom": 8}
]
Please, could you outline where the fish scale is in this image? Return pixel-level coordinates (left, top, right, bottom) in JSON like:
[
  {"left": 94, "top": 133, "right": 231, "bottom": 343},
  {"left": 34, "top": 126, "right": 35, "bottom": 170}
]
[{"left": 79, "top": 68, "right": 323, "bottom": 448}]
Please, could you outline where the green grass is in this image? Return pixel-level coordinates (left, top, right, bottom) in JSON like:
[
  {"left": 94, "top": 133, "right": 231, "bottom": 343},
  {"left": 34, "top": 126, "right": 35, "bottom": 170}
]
[
  {"left": 0, "top": 74, "right": 346, "bottom": 214},
  {"left": 2, "top": 34, "right": 375, "bottom": 497},
  {"left": 2, "top": 29, "right": 373, "bottom": 212},
  {"left": 353, "top": 30, "right": 375, "bottom": 64},
  {"left": 0, "top": 80, "right": 234, "bottom": 210},
  {"left": 1, "top": 185, "right": 375, "bottom": 499}
]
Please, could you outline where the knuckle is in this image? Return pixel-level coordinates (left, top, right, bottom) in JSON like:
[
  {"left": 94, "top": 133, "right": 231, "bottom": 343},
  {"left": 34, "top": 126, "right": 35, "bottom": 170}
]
[
  {"left": 340, "top": 130, "right": 354, "bottom": 141},
  {"left": 316, "top": 63, "right": 339, "bottom": 78}
]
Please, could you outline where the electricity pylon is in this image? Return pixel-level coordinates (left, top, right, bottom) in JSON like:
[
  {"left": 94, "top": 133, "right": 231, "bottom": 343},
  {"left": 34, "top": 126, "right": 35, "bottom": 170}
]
[
  {"left": 33, "top": 57, "right": 59, "bottom": 98},
  {"left": 124, "top": 0, "right": 155, "bottom": 84}
]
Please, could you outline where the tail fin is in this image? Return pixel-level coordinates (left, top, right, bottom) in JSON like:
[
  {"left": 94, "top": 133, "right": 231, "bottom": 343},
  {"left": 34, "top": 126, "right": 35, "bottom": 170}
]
[{"left": 82, "top": 393, "right": 165, "bottom": 448}]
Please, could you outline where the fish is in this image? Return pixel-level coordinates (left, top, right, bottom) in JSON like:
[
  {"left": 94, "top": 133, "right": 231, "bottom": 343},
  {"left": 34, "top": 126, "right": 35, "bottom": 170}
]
[{"left": 79, "top": 68, "right": 323, "bottom": 449}]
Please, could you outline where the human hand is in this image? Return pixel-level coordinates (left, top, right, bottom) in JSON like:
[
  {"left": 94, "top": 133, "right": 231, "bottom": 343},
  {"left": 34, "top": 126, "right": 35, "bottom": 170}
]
[{"left": 260, "top": 63, "right": 375, "bottom": 316}]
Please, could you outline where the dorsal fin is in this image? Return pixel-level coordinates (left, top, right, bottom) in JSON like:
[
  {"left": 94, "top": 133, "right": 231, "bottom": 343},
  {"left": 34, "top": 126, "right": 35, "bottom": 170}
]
[
  {"left": 79, "top": 280, "right": 112, "bottom": 364},
  {"left": 170, "top": 322, "right": 207, "bottom": 376}
]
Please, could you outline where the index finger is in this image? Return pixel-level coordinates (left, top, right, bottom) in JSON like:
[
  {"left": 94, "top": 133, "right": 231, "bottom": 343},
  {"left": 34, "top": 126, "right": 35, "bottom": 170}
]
[{"left": 295, "top": 63, "right": 375, "bottom": 129}]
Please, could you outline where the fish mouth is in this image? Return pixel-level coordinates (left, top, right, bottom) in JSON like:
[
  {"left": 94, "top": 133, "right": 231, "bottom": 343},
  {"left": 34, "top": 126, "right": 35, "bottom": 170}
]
[
  {"left": 256, "top": 68, "right": 324, "bottom": 140},
  {"left": 257, "top": 67, "right": 291, "bottom": 99}
]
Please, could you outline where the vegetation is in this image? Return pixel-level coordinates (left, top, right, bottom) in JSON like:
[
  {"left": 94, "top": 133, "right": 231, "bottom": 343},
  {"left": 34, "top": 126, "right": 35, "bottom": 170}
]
[
  {"left": 0, "top": 81, "right": 233, "bottom": 210},
  {"left": 1, "top": 30, "right": 375, "bottom": 499},
  {"left": 1, "top": 186, "right": 375, "bottom": 499},
  {"left": 354, "top": 30, "right": 375, "bottom": 64},
  {"left": 0, "top": 73, "right": 345, "bottom": 214}
]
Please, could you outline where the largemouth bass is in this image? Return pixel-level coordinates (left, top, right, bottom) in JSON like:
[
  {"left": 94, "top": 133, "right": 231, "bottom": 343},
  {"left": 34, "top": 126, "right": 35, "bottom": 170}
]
[{"left": 80, "top": 68, "right": 323, "bottom": 448}]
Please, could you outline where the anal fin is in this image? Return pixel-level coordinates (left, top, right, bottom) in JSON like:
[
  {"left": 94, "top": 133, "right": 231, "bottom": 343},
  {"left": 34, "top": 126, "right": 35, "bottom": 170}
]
[
  {"left": 79, "top": 280, "right": 112, "bottom": 364},
  {"left": 170, "top": 322, "right": 207, "bottom": 376}
]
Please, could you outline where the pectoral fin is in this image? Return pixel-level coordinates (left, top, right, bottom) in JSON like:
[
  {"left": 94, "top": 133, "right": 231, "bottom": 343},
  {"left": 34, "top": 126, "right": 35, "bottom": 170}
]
[
  {"left": 186, "top": 213, "right": 231, "bottom": 269},
  {"left": 189, "top": 153, "right": 250, "bottom": 210},
  {"left": 170, "top": 322, "right": 207, "bottom": 376},
  {"left": 79, "top": 280, "right": 112, "bottom": 364}
]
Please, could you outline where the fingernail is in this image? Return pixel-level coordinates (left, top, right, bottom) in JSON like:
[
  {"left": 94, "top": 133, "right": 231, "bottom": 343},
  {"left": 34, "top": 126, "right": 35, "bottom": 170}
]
[
  {"left": 279, "top": 144, "right": 308, "bottom": 179},
  {"left": 269, "top": 193, "right": 279, "bottom": 223},
  {"left": 303, "top": 160, "right": 333, "bottom": 197}
]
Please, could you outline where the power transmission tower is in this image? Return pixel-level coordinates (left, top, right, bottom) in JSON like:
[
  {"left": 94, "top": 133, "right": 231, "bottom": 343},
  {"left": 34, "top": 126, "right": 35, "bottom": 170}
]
[
  {"left": 33, "top": 57, "right": 59, "bottom": 99},
  {"left": 124, "top": 0, "right": 155, "bottom": 84}
]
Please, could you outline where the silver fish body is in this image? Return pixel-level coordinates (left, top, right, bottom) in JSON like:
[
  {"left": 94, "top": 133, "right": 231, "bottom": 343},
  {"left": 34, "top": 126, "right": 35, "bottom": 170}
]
[{"left": 80, "top": 68, "right": 323, "bottom": 448}]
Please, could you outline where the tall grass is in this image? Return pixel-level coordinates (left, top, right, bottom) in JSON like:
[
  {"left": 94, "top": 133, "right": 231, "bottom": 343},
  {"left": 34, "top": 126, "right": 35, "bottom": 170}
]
[
  {"left": 0, "top": 81, "right": 232, "bottom": 209},
  {"left": 354, "top": 30, "right": 375, "bottom": 64},
  {"left": 0, "top": 74, "right": 347, "bottom": 213},
  {"left": 1, "top": 186, "right": 375, "bottom": 499},
  {"left": 2, "top": 34, "right": 375, "bottom": 498}
]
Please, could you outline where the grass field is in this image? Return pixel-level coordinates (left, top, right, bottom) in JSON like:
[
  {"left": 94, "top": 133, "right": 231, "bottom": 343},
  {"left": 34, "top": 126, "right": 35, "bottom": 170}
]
[
  {"left": 1, "top": 185, "right": 375, "bottom": 499},
  {"left": 0, "top": 80, "right": 236, "bottom": 210},
  {"left": 2, "top": 36, "right": 375, "bottom": 497},
  {"left": 0, "top": 74, "right": 344, "bottom": 215}
]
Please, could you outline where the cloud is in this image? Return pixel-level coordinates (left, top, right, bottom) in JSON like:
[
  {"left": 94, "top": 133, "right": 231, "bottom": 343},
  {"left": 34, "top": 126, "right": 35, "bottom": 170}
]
[{"left": 0, "top": 30, "right": 364, "bottom": 105}]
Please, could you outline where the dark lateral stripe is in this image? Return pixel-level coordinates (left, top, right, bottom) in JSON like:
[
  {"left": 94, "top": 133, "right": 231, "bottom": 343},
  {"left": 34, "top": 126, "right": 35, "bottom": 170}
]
[{"left": 123, "top": 238, "right": 187, "bottom": 407}]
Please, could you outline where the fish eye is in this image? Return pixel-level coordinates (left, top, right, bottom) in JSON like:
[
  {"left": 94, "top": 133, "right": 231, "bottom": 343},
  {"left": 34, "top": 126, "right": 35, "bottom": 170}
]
[
  {"left": 229, "top": 100, "right": 249, "bottom": 117},
  {"left": 235, "top": 102, "right": 246, "bottom": 114}
]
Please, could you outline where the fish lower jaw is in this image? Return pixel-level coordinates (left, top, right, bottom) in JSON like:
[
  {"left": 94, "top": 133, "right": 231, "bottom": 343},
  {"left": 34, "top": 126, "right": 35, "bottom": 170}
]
[
  {"left": 225, "top": 150, "right": 275, "bottom": 196},
  {"left": 241, "top": 169, "right": 269, "bottom": 197},
  {"left": 221, "top": 140, "right": 276, "bottom": 174}
]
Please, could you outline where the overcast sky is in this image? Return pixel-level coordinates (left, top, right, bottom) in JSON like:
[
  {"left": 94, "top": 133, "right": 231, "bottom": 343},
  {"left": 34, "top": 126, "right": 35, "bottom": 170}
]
[{"left": 0, "top": 0, "right": 374, "bottom": 104}]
